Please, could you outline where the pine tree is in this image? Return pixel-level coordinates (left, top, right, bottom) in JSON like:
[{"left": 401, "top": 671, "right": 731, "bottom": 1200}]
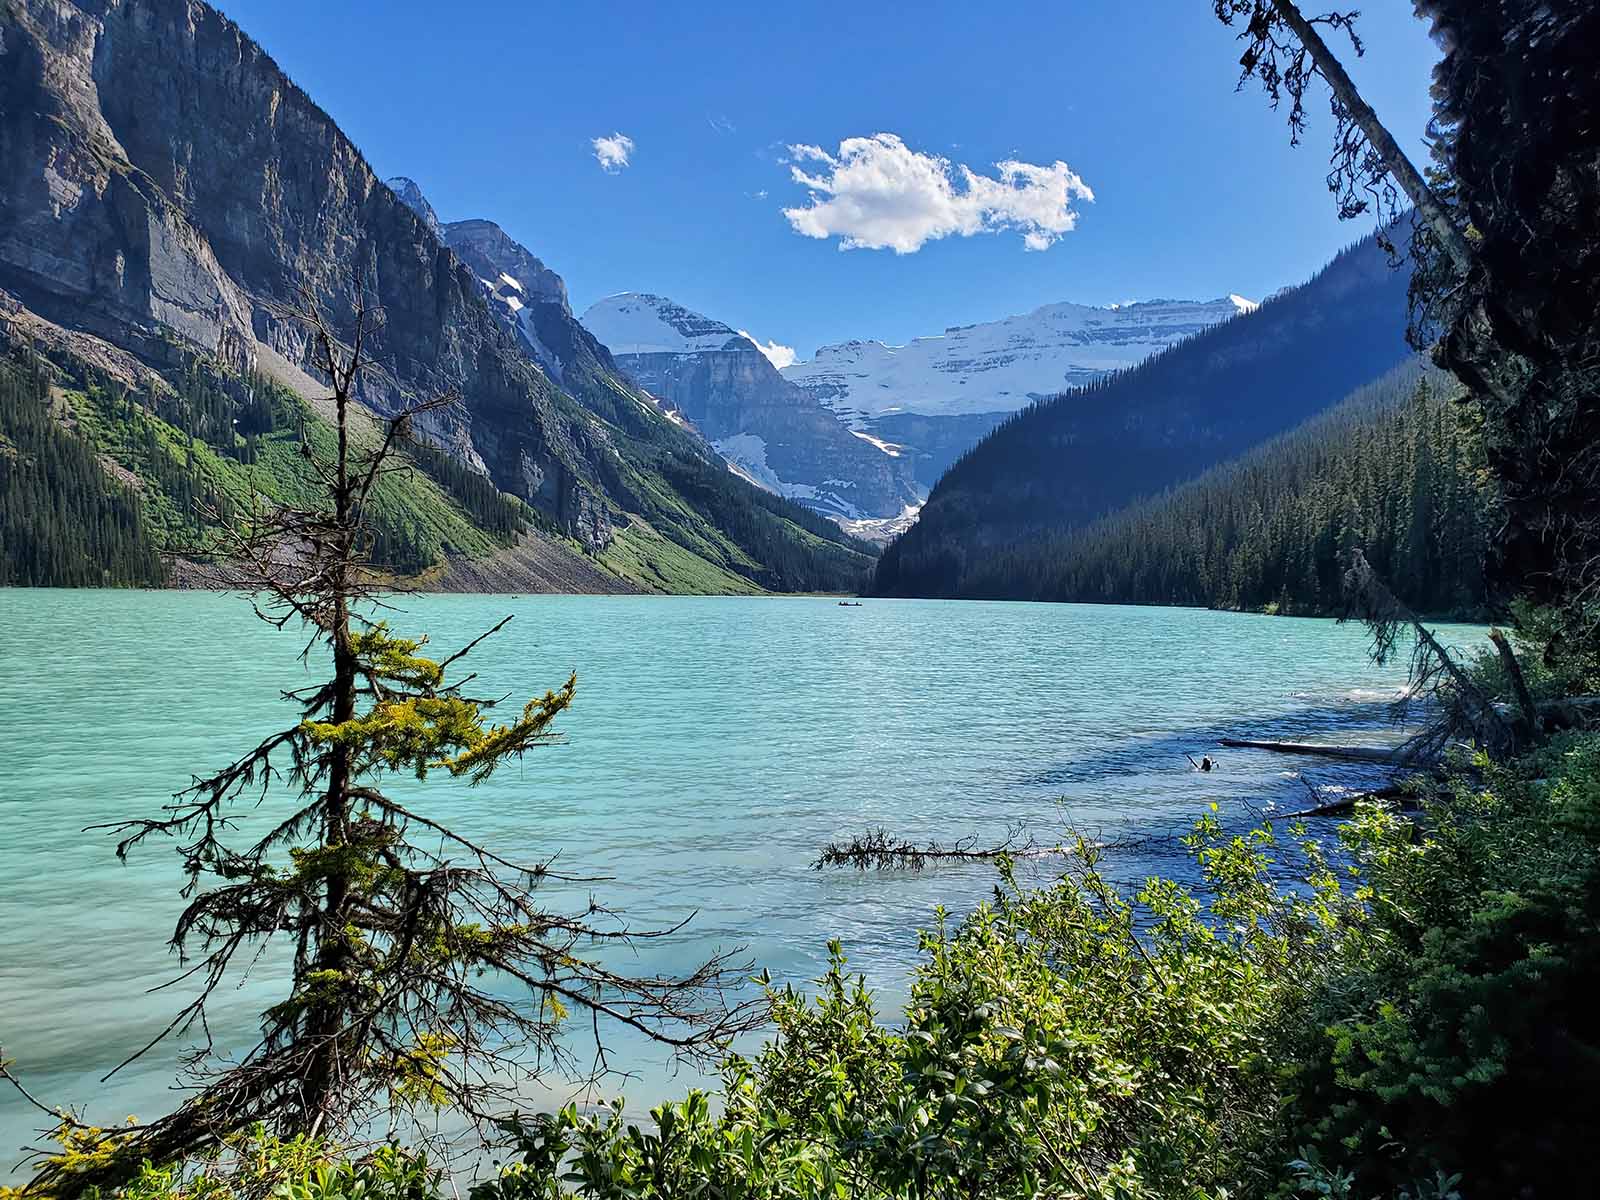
[{"left": 24, "top": 295, "right": 754, "bottom": 1195}]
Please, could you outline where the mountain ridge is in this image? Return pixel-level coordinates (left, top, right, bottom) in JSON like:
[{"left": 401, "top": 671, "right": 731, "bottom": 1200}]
[
  {"left": 581, "top": 291, "right": 923, "bottom": 524},
  {"left": 0, "top": 0, "right": 873, "bottom": 593},
  {"left": 871, "top": 232, "right": 1415, "bottom": 598}
]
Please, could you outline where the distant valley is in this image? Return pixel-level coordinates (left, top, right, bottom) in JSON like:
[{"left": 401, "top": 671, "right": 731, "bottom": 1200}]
[{"left": 579, "top": 291, "right": 1252, "bottom": 537}]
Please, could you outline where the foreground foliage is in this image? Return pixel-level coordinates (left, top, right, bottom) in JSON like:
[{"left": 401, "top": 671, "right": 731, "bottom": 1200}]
[{"left": 43, "top": 718, "right": 1596, "bottom": 1198}]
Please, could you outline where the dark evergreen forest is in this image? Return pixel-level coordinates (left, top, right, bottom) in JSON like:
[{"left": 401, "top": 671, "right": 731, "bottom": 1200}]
[
  {"left": 0, "top": 355, "right": 165, "bottom": 587},
  {"left": 871, "top": 233, "right": 1415, "bottom": 599},
  {"left": 952, "top": 365, "right": 1492, "bottom": 615}
]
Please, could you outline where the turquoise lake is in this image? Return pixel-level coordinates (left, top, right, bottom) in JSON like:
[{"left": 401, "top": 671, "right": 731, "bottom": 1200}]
[{"left": 0, "top": 590, "right": 1475, "bottom": 1168}]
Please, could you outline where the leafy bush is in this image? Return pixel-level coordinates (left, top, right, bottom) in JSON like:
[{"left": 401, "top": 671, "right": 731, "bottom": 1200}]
[
  {"left": 1284, "top": 734, "right": 1600, "bottom": 1197},
  {"left": 475, "top": 827, "right": 1344, "bottom": 1200},
  {"left": 0, "top": 1129, "right": 437, "bottom": 1200}
]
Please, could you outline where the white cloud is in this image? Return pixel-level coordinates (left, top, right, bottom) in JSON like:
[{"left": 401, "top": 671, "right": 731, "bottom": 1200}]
[
  {"left": 738, "top": 331, "right": 797, "bottom": 369},
  {"left": 780, "top": 133, "right": 1093, "bottom": 254},
  {"left": 591, "top": 132, "right": 635, "bottom": 173}
]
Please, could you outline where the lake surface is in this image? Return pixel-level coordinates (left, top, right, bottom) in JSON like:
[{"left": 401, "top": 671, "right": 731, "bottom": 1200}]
[{"left": 0, "top": 590, "right": 1475, "bottom": 1168}]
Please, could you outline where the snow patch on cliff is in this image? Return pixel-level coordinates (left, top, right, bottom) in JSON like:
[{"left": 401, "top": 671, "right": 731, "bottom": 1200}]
[
  {"left": 850, "top": 429, "right": 905, "bottom": 457},
  {"left": 838, "top": 502, "right": 924, "bottom": 544}
]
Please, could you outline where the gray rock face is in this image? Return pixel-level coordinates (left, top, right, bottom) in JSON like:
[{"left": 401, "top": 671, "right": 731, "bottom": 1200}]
[
  {"left": 387, "top": 176, "right": 444, "bottom": 240},
  {"left": 583, "top": 293, "right": 922, "bottom": 521},
  {"left": 432, "top": 212, "right": 573, "bottom": 380},
  {"left": 444, "top": 219, "right": 569, "bottom": 310},
  {"left": 0, "top": 0, "right": 614, "bottom": 549}
]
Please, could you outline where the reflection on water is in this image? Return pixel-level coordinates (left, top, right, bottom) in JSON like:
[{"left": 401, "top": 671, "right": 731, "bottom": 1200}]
[{"left": 0, "top": 591, "right": 1479, "bottom": 1168}]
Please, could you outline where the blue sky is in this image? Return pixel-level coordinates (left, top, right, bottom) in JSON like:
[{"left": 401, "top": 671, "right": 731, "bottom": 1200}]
[{"left": 215, "top": 0, "right": 1442, "bottom": 361}]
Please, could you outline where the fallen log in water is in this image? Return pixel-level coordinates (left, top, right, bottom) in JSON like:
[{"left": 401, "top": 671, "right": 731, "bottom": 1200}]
[
  {"left": 813, "top": 827, "right": 1173, "bottom": 871},
  {"left": 1280, "top": 783, "right": 1415, "bottom": 820},
  {"left": 814, "top": 828, "right": 1060, "bottom": 871},
  {"left": 1218, "top": 737, "right": 1407, "bottom": 764}
]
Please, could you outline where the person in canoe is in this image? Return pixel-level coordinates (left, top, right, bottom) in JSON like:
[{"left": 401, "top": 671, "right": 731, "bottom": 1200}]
[{"left": 1185, "top": 752, "right": 1216, "bottom": 772}]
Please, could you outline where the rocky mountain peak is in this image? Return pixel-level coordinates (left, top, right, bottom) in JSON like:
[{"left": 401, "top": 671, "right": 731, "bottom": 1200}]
[
  {"left": 443, "top": 219, "right": 569, "bottom": 312},
  {"left": 386, "top": 176, "right": 443, "bottom": 239},
  {"left": 579, "top": 292, "right": 922, "bottom": 525},
  {"left": 582, "top": 293, "right": 752, "bottom": 356}
]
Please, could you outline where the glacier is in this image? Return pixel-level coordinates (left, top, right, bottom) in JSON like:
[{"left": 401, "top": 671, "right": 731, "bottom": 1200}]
[{"left": 782, "top": 296, "right": 1253, "bottom": 426}]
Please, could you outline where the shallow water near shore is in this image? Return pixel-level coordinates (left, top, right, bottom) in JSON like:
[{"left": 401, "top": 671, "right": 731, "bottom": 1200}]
[{"left": 0, "top": 590, "right": 1480, "bottom": 1169}]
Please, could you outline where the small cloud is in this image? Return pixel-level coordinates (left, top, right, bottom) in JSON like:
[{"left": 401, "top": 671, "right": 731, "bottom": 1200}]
[
  {"left": 780, "top": 132, "right": 1093, "bottom": 254},
  {"left": 707, "top": 114, "right": 737, "bottom": 136},
  {"left": 592, "top": 132, "right": 635, "bottom": 174},
  {"left": 749, "top": 189, "right": 769, "bottom": 200},
  {"left": 738, "top": 331, "right": 797, "bottom": 369}
]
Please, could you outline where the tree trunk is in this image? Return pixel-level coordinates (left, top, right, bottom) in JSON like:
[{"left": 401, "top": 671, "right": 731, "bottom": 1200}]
[
  {"left": 303, "top": 364, "right": 358, "bottom": 1125},
  {"left": 1270, "top": 0, "right": 1476, "bottom": 276}
]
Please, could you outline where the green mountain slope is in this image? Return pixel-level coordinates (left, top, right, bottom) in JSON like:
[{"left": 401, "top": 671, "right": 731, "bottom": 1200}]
[
  {"left": 0, "top": 314, "right": 874, "bottom": 594},
  {"left": 951, "top": 362, "right": 1492, "bottom": 616},
  {"left": 0, "top": 0, "right": 872, "bottom": 596},
  {"left": 871, "top": 234, "right": 1415, "bottom": 599}
]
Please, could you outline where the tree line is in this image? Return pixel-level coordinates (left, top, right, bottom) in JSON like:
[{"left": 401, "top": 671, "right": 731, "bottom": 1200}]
[
  {"left": 955, "top": 367, "right": 1492, "bottom": 616},
  {"left": 0, "top": 354, "right": 164, "bottom": 587}
]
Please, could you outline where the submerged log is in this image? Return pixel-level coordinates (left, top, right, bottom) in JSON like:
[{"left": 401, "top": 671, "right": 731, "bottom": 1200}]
[
  {"left": 1280, "top": 783, "right": 1415, "bottom": 819},
  {"left": 814, "top": 828, "right": 1059, "bottom": 871},
  {"left": 813, "top": 828, "right": 1172, "bottom": 871},
  {"left": 1218, "top": 737, "right": 1406, "bottom": 763}
]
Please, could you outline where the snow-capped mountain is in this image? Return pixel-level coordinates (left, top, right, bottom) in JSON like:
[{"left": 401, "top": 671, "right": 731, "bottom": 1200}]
[
  {"left": 783, "top": 296, "right": 1256, "bottom": 423},
  {"left": 582, "top": 293, "right": 923, "bottom": 525},
  {"left": 578, "top": 293, "right": 757, "bottom": 357},
  {"left": 387, "top": 176, "right": 444, "bottom": 241},
  {"left": 781, "top": 296, "right": 1253, "bottom": 487}
]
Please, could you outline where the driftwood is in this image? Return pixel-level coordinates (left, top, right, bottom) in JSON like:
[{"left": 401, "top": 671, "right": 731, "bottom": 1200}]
[
  {"left": 813, "top": 827, "right": 1174, "bottom": 872},
  {"left": 1280, "top": 783, "right": 1415, "bottom": 820},
  {"left": 814, "top": 829, "right": 1062, "bottom": 871},
  {"left": 1218, "top": 738, "right": 1407, "bottom": 764}
]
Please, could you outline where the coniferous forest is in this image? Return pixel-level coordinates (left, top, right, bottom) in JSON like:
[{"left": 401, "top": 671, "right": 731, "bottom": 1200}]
[
  {"left": 869, "top": 233, "right": 1416, "bottom": 600},
  {"left": 956, "top": 366, "right": 1493, "bottom": 616},
  {"left": 0, "top": 355, "right": 164, "bottom": 587}
]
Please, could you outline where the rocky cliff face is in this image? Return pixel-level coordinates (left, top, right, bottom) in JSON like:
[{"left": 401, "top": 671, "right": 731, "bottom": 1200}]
[
  {"left": 0, "top": 0, "right": 616, "bottom": 547},
  {"left": 582, "top": 293, "right": 922, "bottom": 522},
  {"left": 387, "top": 176, "right": 444, "bottom": 240}
]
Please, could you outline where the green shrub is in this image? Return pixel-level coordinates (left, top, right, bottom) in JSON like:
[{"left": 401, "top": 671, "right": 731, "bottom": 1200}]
[
  {"left": 476, "top": 826, "right": 1345, "bottom": 1200},
  {"left": 1284, "top": 734, "right": 1600, "bottom": 1197}
]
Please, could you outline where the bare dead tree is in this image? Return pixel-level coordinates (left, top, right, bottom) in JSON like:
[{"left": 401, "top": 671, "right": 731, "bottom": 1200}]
[
  {"left": 1342, "top": 549, "right": 1517, "bottom": 759},
  {"left": 1213, "top": 0, "right": 1474, "bottom": 273},
  {"left": 17, "top": 289, "right": 760, "bottom": 1196}
]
